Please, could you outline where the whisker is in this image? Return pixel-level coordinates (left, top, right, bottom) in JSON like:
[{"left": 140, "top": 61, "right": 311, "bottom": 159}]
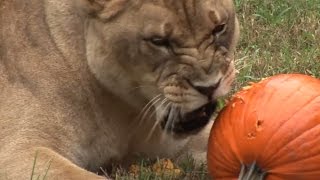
[
  {"left": 138, "top": 97, "right": 163, "bottom": 127},
  {"left": 160, "top": 102, "right": 173, "bottom": 142},
  {"left": 145, "top": 99, "right": 170, "bottom": 141},
  {"left": 164, "top": 103, "right": 175, "bottom": 133},
  {"left": 146, "top": 98, "right": 168, "bottom": 120},
  {"left": 138, "top": 94, "right": 162, "bottom": 118},
  {"left": 170, "top": 106, "right": 180, "bottom": 135}
]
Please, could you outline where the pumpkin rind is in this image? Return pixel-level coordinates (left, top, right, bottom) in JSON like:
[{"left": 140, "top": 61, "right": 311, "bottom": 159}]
[{"left": 208, "top": 74, "right": 320, "bottom": 179}]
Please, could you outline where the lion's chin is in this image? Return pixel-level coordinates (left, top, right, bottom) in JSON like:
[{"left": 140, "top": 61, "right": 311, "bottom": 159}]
[{"left": 160, "top": 101, "right": 217, "bottom": 136}]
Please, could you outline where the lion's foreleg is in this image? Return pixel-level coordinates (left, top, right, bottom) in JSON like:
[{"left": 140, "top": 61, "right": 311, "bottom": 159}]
[{"left": 1, "top": 147, "right": 108, "bottom": 180}]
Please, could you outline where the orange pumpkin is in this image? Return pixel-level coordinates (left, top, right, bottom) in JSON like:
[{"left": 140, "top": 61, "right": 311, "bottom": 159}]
[{"left": 207, "top": 74, "right": 320, "bottom": 180}]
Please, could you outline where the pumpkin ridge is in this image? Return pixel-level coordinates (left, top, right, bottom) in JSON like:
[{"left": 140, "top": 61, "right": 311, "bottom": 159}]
[
  {"left": 256, "top": 76, "right": 305, "bottom": 136},
  {"left": 266, "top": 112, "right": 320, "bottom": 166},
  {"left": 260, "top": 94, "right": 320, "bottom": 164},
  {"left": 271, "top": 154, "right": 320, "bottom": 174},
  {"left": 241, "top": 86, "right": 268, "bottom": 164},
  {"left": 208, "top": 139, "right": 238, "bottom": 173},
  {"left": 267, "top": 119, "right": 320, "bottom": 168},
  {"left": 252, "top": 82, "right": 276, "bottom": 131},
  {"left": 207, "top": 74, "right": 320, "bottom": 180},
  {"left": 270, "top": 173, "right": 320, "bottom": 180},
  {"left": 224, "top": 105, "right": 244, "bottom": 169},
  {"left": 208, "top": 108, "right": 242, "bottom": 177},
  {"left": 263, "top": 74, "right": 292, "bottom": 84},
  {"left": 226, "top": 102, "right": 244, "bottom": 165},
  {"left": 236, "top": 83, "right": 269, "bottom": 163},
  {"left": 259, "top": 77, "right": 309, "bottom": 126},
  {"left": 272, "top": 166, "right": 320, "bottom": 174},
  {"left": 210, "top": 123, "right": 240, "bottom": 172}
]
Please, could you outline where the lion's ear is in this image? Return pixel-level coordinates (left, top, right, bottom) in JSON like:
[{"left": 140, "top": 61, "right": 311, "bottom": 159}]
[{"left": 77, "top": 0, "right": 129, "bottom": 20}]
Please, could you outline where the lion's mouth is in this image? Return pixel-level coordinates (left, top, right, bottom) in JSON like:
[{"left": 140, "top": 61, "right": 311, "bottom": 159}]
[{"left": 160, "top": 101, "right": 217, "bottom": 135}]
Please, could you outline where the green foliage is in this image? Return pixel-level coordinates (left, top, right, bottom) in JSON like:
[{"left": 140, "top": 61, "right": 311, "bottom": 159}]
[{"left": 235, "top": 0, "right": 320, "bottom": 91}]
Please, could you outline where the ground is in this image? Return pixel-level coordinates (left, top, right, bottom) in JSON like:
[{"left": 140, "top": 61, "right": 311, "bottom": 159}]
[{"left": 111, "top": 0, "right": 320, "bottom": 179}]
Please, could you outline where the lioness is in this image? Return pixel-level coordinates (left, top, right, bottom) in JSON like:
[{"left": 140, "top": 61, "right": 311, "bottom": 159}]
[{"left": 0, "top": 0, "right": 239, "bottom": 179}]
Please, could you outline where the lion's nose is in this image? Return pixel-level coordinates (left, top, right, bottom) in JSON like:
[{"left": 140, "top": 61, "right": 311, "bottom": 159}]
[
  {"left": 193, "top": 80, "right": 221, "bottom": 100},
  {"left": 194, "top": 86, "right": 216, "bottom": 99}
]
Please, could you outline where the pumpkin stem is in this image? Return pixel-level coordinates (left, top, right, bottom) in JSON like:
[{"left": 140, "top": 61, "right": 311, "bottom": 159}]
[{"left": 239, "top": 162, "right": 267, "bottom": 180}]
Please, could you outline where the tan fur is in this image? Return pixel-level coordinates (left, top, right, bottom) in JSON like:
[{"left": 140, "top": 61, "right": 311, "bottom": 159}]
[{"left": 0, "top": 0, "right": 239, "bottom": 179}]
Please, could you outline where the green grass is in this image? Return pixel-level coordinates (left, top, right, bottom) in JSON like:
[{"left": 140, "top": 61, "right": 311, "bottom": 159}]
[
  {"left": 29, "top": 151, "right": 52, "bottom": 180},
  {"left": 109, "top": 156, "right": 209, "bottom": 180},
  {"left": 115, "top": 0, "right": 320, "bottom": 179},
  {"left": 234, "top": 0, "right": 320, "bottom": 90}
]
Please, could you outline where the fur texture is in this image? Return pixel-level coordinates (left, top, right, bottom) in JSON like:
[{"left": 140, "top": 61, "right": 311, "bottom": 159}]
[{"left": 0, "top": 0, "right": 239, "bottom": 179}]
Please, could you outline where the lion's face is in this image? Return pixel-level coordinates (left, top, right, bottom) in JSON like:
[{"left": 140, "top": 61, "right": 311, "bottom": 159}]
[{"left": 86, "top": 0, "right": 239, "bottom": 136}]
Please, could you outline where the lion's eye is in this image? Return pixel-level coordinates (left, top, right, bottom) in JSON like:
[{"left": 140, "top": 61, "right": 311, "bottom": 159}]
[
  {"left": 150, "top": 37, "right": 170, "bottom": 47},
  {"left": 212, "top": 24, "right": 226, "bottom": 36}
]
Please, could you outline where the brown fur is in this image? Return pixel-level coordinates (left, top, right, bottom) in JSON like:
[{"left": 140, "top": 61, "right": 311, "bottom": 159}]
[{"left": 0, "top": 0, "right": 239, "bottom": 179}]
